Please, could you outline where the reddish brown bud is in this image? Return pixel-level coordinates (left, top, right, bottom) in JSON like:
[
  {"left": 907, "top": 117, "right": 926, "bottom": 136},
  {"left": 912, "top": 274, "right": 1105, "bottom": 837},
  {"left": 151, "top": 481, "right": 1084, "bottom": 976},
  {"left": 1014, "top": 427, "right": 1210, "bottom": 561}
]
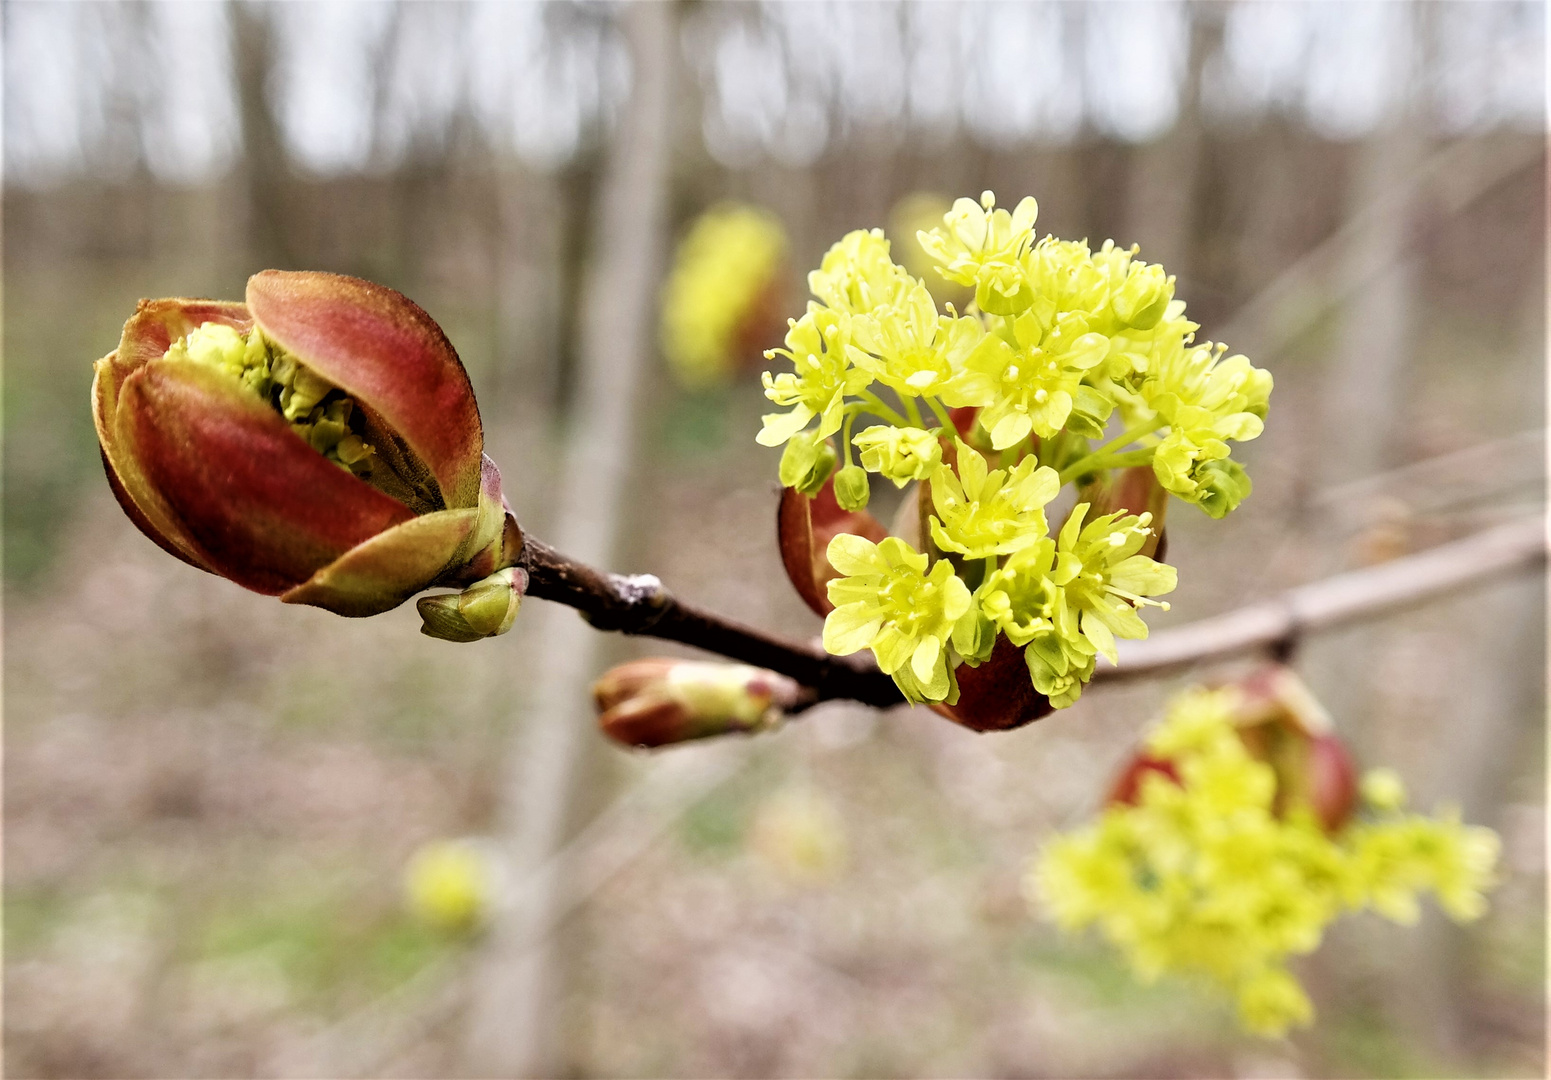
[
  {"left": 93, "top": 271, "right": 518, "bottom": 618},
  {"left": 1107, "top": 665, "right": 1360, "bottom": 833},
  {"left": 593, "top": 659, "right": 802, "bottom": 748}
]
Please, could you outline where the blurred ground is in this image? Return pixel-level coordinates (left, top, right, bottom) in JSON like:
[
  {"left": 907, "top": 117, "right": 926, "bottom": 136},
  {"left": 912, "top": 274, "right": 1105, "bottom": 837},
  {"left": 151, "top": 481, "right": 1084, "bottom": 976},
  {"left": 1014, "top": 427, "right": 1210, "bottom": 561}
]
[{"left": 4, "top": 2, "right": 1546, "bottom": 1077}]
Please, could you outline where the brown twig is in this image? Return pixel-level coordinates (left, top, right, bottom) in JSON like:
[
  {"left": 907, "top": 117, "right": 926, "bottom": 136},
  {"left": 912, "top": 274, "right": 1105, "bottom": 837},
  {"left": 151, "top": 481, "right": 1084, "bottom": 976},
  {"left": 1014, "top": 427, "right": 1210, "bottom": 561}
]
[
  {"left": 520, "top": 537, "right": 905, "bottom": 710},
  {"left": 519, "top": 515, "right": 1545, "bottom": 714},
  {"left": 1101, "top": 514, "right": 1546, "bottom": 680}
]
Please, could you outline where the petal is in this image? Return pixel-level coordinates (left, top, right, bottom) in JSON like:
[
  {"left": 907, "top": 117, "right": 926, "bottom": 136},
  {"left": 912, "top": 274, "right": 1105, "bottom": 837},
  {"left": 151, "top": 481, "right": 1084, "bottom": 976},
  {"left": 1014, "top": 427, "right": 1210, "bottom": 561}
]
[
  {"left": 281, "top": 509, "right": 479, "bottom": 616},
  {"left": 822, "top": 602, "right": 883, "bottom": 655},
  {"left": 757, "top": 405, "right": 815, "bottom": 447},
  {"left": 990, "top": 411, "right": 1032, "bottom": 451},
  {"left": 246, "top": 270, "right": 484, "bottom": 509},
  {"left": 1108, "top": 556, "right": 1178, "bottom": 596},
  {"left": 911, "top": 634, "right": 941, "bottom": 683},
  {"left": 954, "top": 440, "right": 988, "bottom": 499},
  {"left": 872, "top": 626, "right": 913, "bottom": 674},
  {"left": 120, "top": 358, "right": 416, "bottom": 594},
  {"left": 1080, "top": 610, "right": 1119, "bottom": 664},
  {"left": 826, "top": 533, "right": 883, "bottom": 577}
]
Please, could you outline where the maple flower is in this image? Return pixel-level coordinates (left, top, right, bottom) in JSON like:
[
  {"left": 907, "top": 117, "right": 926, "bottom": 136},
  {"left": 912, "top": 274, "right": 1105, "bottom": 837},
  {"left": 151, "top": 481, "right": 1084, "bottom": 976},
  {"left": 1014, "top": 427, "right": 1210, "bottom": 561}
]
[
  {"left": 1031, "top": 685, "right": 1501, "bottom": 1038},
  {"left": 822, "top": 534, "right": 972, "bottom": 703},
  {"left": 758, "top": 305, "right": 873, "bottom": 447},
  {"left": 927, "top": 441, "right": 1060, "bottom": 559},
  {"left": 848, "top": 280, "right": 986, "bottom": 401},
  {"left": 852, "top": 425, "right": 942, "bottom": 486},
  {"left": 945, "top": 309, "right": 1111, "bottom": 449},
  {"left": 916, "top": 191, "right": 1040, "bottom": 315},
  {"left": 807, "top": 228, "right": 913, "bottom": 316}
]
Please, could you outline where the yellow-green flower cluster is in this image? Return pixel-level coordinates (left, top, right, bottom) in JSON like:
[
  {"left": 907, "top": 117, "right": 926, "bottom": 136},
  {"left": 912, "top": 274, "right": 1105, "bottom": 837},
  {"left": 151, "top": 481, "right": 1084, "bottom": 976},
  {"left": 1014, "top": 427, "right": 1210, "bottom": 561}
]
[
  {"left": 1030, "top": 688, "right": 1501, "bottom": 1037},
  {"left": 760, "top": 192, "right": 1262, "bottom": 706},
  {"left": 661, "top": 203, "right": 787, "bottom": 388}
]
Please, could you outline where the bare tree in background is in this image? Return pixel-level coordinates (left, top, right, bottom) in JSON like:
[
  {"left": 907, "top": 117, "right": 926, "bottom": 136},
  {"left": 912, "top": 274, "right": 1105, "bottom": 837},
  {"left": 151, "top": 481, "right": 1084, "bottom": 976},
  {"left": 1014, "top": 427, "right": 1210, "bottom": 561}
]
[
  {"left": 459, "top": 5, "right": 679, "bottom": 1075},
  {"left": 230, "top": 0, "right": 295, "bottom": 269}
]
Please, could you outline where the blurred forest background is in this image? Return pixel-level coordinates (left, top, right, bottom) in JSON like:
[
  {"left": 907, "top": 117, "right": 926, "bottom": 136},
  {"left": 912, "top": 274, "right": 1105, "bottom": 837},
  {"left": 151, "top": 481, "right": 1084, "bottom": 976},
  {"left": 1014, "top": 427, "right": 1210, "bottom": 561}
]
[{"left": 3, "top": 1, "right": 1545, "bottom": 1077}]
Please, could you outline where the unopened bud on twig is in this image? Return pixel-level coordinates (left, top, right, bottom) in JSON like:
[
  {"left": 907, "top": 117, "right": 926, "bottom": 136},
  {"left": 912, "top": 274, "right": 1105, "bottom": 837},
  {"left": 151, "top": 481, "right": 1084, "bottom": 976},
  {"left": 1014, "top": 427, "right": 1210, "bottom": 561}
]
[
  {"left": 418, "top": 567, "right": 527, "bottom": 642},
  {"left": 593, "top": 658, "right": 802, "bottom": 748}
]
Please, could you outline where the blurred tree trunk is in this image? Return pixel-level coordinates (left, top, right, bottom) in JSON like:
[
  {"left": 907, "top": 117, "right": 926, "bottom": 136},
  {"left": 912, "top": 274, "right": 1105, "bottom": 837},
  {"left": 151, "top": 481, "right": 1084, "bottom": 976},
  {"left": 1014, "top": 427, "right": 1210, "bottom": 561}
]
[
  {"left": 458, "top": 5, "right": 679, "bottom": 1075},
  {"left": 229, "top": 0, "right": 294, "bottom": 269},
  {"left": 1123, "top": 1, "right": 1219, "bottom": 277}
]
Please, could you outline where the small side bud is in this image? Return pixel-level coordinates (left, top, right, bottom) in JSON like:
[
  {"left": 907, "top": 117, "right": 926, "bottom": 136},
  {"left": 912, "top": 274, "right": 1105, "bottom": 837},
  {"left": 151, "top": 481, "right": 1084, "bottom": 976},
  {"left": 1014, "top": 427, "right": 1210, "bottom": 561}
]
[
  {"left": 832, "top": 465, "right": 870, "bottom": 511},
  {"left": 593, "top": 658, "right": 802, "bottom": 748},
  {"left": 779, "top": 430, "right": 838, "bottom": 497},
  {"left": 418, "top": 567, "right": 527, "bottom": 643}
]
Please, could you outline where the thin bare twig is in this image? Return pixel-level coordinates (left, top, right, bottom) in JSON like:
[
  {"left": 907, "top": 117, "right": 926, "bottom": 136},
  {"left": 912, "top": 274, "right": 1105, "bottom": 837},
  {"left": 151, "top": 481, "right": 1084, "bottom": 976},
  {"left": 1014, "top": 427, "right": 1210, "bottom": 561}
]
[
  {"left": 1102, "top": 515, "right": 1546, "bottom": 680},
  {"left": 521, "top": 514, "right": 1546, "bottom": 708}
]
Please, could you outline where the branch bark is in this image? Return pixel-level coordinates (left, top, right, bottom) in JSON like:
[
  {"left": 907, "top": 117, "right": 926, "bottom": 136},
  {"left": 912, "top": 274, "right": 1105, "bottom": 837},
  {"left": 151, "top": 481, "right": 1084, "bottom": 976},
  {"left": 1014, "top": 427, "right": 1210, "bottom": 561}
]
[{"left": 518, "top": 514, "right": 1547, "bottom": 708}]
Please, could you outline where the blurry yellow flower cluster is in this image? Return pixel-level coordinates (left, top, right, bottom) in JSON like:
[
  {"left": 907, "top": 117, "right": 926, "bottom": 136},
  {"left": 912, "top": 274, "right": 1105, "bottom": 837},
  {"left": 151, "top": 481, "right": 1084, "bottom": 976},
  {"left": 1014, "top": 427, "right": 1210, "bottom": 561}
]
[
  {"left": 1030, "top": 688, "right": 1500, "bottom": 1037},
  {"left": 761, "top": 192, "right": 1268, "bottom": 706},
  {"left": 661, "top": 203, "right": 788, "bottom": 388},
  {"left": 403, "top": 838, "right": 502, "bottom": 934}
]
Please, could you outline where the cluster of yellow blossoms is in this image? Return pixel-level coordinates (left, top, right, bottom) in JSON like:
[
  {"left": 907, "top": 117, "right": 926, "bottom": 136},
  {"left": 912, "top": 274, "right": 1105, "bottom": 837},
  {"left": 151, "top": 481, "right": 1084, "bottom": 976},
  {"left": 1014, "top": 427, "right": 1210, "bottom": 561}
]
[
  {"left": 1030, "top": 688, "right": 1500, "bottom": 1037},
  {"left": 759, "top": 192, "right": 1270, "bottom": 705},
  {"left": 661, "top": 204, "right": 788, "bottom": 388}
]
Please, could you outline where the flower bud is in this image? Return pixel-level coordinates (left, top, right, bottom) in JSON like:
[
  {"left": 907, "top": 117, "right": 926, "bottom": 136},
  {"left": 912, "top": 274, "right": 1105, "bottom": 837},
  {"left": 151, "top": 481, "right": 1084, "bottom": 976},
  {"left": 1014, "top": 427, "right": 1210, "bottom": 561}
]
[
  {"left": 852, "top": 424, "right": 942, "bottom": 487},
  {"left": 778, "top": 429, "right": 838, "bottom": 496},
  {"left": 832, "top": 464, "right": 870, "bottom": 512},
  {"left": 593, "top": 659, "right": 802, "bottom": 748},
  {"left": 93, "top": 271, "right": 521, "bottom": 619},
  {"left": 417, "top": 567, "right": 527, "bottom": 643},
  {"left": 1111, "top": 262, "right": 1174, "bottom": 330},
  {"left": 1192, "top": 458, "right": 1252, "bottom": 520}
]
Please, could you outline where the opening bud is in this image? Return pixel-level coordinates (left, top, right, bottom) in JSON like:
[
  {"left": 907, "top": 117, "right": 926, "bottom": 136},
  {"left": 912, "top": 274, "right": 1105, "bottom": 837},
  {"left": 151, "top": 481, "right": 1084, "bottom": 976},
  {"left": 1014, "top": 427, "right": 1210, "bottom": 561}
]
[
  {"left": 832, "top": 464, "right": 871, "bottom": 512},
  {"left": 778, "top": 429, "right": 838, "bottom": 496},
  {"left": 1112, "top": 262, "right": 1174, "bottom": 330},
  {"left": 593, "top": 658, "right": 802, "bottom": 748},
  {"left": 417, "top": 567, "right": 527, "bottom": 643}
]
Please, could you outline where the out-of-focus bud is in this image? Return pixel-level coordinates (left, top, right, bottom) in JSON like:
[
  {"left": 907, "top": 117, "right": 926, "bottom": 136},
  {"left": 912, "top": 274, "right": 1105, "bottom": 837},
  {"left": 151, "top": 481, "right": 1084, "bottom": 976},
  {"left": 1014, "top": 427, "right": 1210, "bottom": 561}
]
[
  {"left": 403, "top": 838, "right": 504, "bottom": 933},
  {"left": 832, "top": 464, "right": 871, "bottom": 512},
  {"left": 1108, "top": 664, "right": 1359, "bottom": 833},
  {"left": 750, "top": 787, "right": 848, "bottom": 885},
  {"left": 778, "top": 429, "right": 838, "bottom": 496},
  {"left": 593, "top": 658, "right": 802, "bottom": 748},
  {"left": 1107, "top": 753, "right": 1181, "bottom": 806},
  {"left": 1111, "top": 262, "right": 1174, "bottom": 330},
  {"left": 418, "top": 566, "right": 527, "bottom": 643},
  {"left": 93, "top": 271, "right": 520, "bottom": 619},
  {"left": 1360, "top": 767, "right": 1407, "bottom": 812},
  {"left": 889, "top": 192, "right": 973, "bottom": 310},
  {"left": 660, "top": 203, "right": 790, "bottom": 388}
]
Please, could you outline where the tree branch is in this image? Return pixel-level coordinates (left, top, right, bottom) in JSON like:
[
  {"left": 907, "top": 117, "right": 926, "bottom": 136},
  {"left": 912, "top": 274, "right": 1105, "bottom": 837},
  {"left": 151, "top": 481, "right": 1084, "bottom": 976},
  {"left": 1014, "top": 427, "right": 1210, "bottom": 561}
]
[
  {"left": 519, "top": 537, "right": 905, "bottom": 710},
  {"left": 519, "top": 514, "right": 1545, "bottom": 713},
  {"left": 1100, "top": 515, "right": 1546, "bottom": 681}
]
